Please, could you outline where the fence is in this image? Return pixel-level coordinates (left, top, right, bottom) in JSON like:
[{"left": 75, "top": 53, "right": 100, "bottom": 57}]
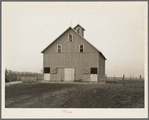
[
  {"left": 20, "top": 75, "right": 43, "bottom": 82},
  {"left": 106, "top": 75, "right": 144, "bottom": 85},
  {"left": 5, "top": 69, "right": 43, "bottom": 82}
]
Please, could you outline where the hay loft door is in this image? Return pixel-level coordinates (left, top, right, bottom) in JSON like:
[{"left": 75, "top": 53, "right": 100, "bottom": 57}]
[
  {"left": 64, "top": 68, "right": 75, "bottom": 81},
  {"left": 90, "top": 68, "right": 98, "bottom": 81}
]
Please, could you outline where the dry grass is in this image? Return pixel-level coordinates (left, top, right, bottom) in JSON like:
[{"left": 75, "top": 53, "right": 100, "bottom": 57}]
[{"left": 5, "top": 80, "right": 144, "bottom": 108}]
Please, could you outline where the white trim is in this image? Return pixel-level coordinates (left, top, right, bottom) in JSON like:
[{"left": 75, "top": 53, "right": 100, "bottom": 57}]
[
  {"left": 57, "top": 44, "right": 62, "bottom": 53},
  {"left": 79, "top": 44, "right": 84, "bottom": 53},
  {"left": 68, "top": 33, "right": 73, "bottom": 42}
]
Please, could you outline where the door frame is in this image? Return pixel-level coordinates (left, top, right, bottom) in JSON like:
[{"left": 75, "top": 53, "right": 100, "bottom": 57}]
[{"left": 64, "top": 67, "right": 76, "bottom": 81}]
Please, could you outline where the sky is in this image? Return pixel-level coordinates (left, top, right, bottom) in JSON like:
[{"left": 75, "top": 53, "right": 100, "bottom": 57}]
[{"left": 2, "top": 2, "right": 147, "bottom": 77}]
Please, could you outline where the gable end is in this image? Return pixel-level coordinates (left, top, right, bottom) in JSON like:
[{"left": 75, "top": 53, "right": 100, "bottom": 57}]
[
  {"left": 41, "top": 27, "right": 72, "bottom": 53},
  {"left": 41, "top": 25, "right": 107, "bottom": 60}
]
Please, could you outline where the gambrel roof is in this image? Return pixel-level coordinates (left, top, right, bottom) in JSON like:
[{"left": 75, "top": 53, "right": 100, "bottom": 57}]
[{"left": 41, "top": 26, "right": 106, "bottom": 60}]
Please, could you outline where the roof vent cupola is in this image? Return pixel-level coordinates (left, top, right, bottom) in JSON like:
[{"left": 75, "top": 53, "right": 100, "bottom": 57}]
[{"left": 73, "top": 24, "right": 85, "bottom": 37}]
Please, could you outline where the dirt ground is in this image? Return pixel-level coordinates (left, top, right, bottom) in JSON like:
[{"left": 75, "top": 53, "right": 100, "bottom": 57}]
[{"left": 5, "top": 80, "right": 144, "bottom": 108}]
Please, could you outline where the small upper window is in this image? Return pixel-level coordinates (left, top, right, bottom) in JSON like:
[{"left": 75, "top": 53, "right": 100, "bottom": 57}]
[
  {"left": 77, "top": 29, "right": 80, "bottom": 34},
  {"left": 90, "top": 68, "right": 97, "bottom": 74},
  {"left": 80, "top": 45, "right": 84, "bottom": 53},
  {"left": 68, "top": 33, "right": 73, "bottom": 41},
  {"left": 57, "top": 44, "right": 62, "bottom": 53},
  {"left": 44, "top": 67, "right": 50, "bottom": 73}
]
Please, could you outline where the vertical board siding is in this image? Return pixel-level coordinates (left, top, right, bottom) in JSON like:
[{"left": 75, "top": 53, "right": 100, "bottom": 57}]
[
  {"left": 44, "top": 53, "right": 99, "bottom": 81},
  {"left": 44, "top": 29, "right": 98, "bottom": 54},
  {"left": 99, "top": 54, "right": 105, "bottom": 75},
  {"left": 50, "top": 68, "right": 64, "bottom": 81},
  {"left": 82, "top": 74, "right": 90, "bottom": 82},
  {"left": 90, "top": 74, "right": 98, "bottom": 81},
  {"left": 64, "top": 68, "right": 75, "bottom": 81},
  {"left": 43, "top": 28, "right": 105, "bottom": 82}
]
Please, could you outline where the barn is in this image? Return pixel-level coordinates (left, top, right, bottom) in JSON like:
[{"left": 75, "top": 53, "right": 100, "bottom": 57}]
[{"left": 41, "top": 24, "right": 107, "bottom": 83}]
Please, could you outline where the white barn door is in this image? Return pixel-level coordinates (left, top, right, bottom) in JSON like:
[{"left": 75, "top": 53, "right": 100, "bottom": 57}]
[
  {"left": 90, "top": 74, "right": 97, "bottom": 81},
  {"left": 44, "top": 67, "right": 50, "bottom": 80},
  {"left": 64, "top": 68, "right": 75, "bottom": 81},
  {"left": 44, "top": 74, "right": 50, "bottom": 80},
  {"left": 90, "top": 68, "right": 98, "bottom": 82}
]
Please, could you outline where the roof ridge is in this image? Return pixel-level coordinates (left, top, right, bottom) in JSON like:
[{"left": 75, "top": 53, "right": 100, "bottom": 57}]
[
  {"left": 73, "top": 24, "right": 85, "bottom": 30},
  {"left": 41, "top": 26, "right": 71, "bottom": 53},
  {"left": 72, "top": 29, "right": 106, "bottom": 60}
]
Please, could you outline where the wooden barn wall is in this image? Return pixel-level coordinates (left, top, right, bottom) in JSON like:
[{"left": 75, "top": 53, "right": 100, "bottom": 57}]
[
  {"left": 50, "top": 68, "right": 64, "bottom": 82},
  {"left": 44, "top": 29, "right": 98, "bottom": 54},
  {"left": 44, "top": 53, "right": 99, "bottom": 81},
  {"left": 43, "top": 28, "right": 106, "bottom": 81},
  {"left": 99, "top": 54, "right": 105, "bottom": 75}
]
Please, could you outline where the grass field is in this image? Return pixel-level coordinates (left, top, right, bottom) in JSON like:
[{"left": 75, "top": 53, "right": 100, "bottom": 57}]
[{"left": 5, "top": 79, "right": 144, "bottom": 108}]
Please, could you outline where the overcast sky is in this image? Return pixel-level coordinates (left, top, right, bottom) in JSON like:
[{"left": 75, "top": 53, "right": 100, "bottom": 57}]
[{"left": 2, "top": 2, "right": 147, "bottom": 77}]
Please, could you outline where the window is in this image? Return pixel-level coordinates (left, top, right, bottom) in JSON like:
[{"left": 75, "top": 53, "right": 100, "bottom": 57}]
[
  {"left": 68, "top": 33, "right": 73, "bottom": 41},
  {"left": 44, "top": 67, "right": 50, "bottom": 73},
  {"left": 57, "top": 44, "right": 62, "bottom": 53},
  {"left": 80, "top": 45, "right": 84, "bottom": 53},
  {"left": 77, "top": 29, "right": 80, "bottom": 34},
  {"left": 90, "top": 68, "right": 97, "bottom": 74}
]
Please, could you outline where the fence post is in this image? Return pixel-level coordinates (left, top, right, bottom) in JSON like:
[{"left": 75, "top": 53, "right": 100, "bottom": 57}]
[
  {"left": 105, "top": 75, "right": 107, "bottom": 84},
  {"left": 122, "top": 75, "right": 125, "bottom": 85},
  {"left": 19, "top": 75, "right": 21, "bottom": 81},
  {"left": 27, "top": 72, "right": 29, "bottom": 80},
  {"left": 37, "top": 74, "right": 38, "bottom": 82},
  {"left": 140, "top": 75, "right": 141, "bottom": 84},
  {"left": 15, "top": 75, "right": 17, "bottom": 81}
]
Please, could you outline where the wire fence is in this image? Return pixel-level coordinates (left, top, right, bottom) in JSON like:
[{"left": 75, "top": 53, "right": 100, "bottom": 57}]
[
  {"left": 5, "top": 69, "right": 43, "bottom": 82},
  {"left": 106, "top": 76, "right": 144, "bottom": 85}
]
